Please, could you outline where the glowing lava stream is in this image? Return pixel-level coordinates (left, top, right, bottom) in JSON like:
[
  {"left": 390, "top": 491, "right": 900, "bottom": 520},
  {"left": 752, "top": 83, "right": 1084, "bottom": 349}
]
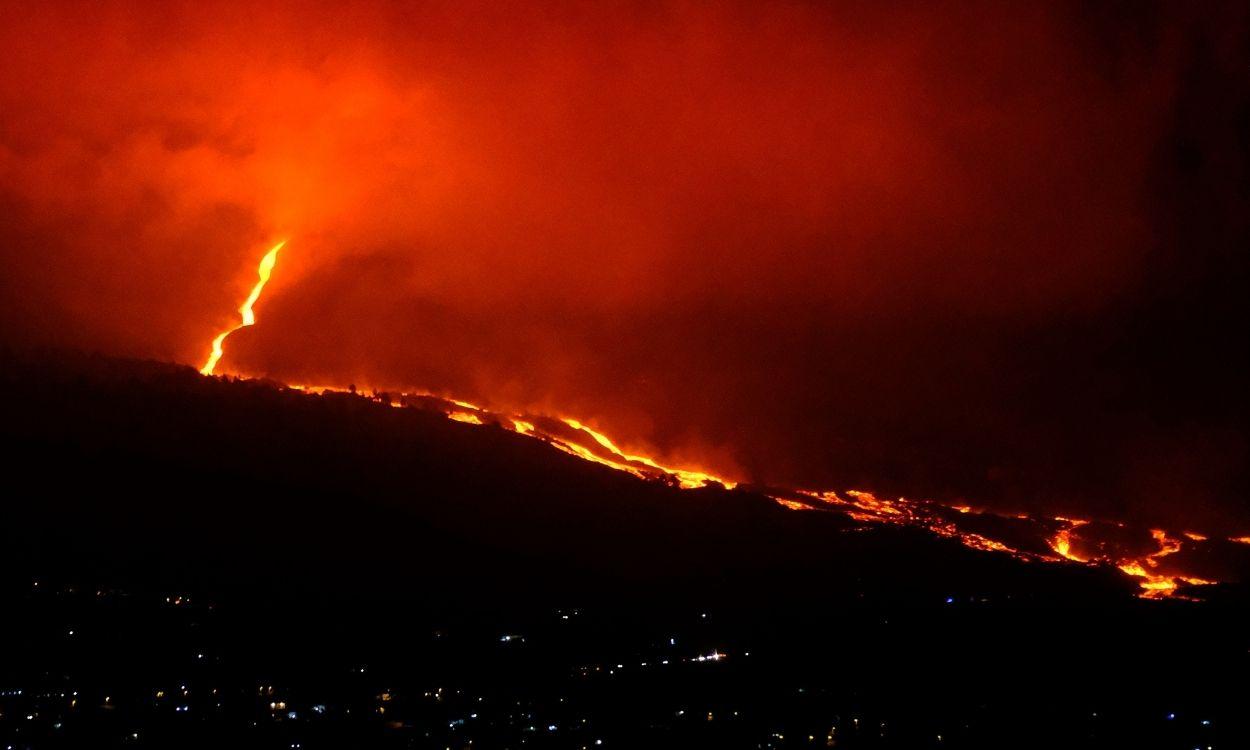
[
  {"left": 561, "top": 418, "right": 730, "bottom": 490},
  {"left": 200, "top": 240, "right": 286, "bottom": 375},
  {"left": 199, "top": 241, "right": 1232, "bottom": 600},
  {"left": 1045, "top": 521, "right": 1215, "bottom": 599}
]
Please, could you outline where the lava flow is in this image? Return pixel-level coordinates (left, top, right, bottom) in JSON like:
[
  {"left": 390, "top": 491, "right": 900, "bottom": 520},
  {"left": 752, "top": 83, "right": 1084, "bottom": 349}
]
[
  {"left": 1045, "top": 520, "right": 1216, "bottom": 599},
  {"left": 199, "top": 241, "right": 1239, "bottom": 601},
  {"left": 200, "top": 241, "right": 286, "bottom": 376}
]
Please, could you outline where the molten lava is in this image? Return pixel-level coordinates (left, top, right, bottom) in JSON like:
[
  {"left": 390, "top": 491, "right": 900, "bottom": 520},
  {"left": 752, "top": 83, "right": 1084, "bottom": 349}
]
[
  {"left": 1050, "top": 521, "right": 1089, "bottom": 563},
  {"left": 1046, "top": 521, "right": 1217, "bottom": 599},
  {"left": 561, "top": 418, "right": 732, "bottom": 490},
  {"left": 200, "top": 241, "right": 286, "bottom": 376},
  {"left": 197, "top": 241, "right": 1237, "bottom": 601}
]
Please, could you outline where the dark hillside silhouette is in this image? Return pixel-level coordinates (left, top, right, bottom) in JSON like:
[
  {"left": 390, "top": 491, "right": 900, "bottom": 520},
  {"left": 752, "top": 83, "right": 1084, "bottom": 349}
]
[{"left": 1, "top": 348, "right": 1140, "bottom": 611}]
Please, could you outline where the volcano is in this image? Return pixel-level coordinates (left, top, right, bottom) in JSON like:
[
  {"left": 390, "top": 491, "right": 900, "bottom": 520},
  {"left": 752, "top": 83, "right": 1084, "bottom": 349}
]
[
  {"left": 3, "top": 2, "right": 1249, "bottom": 746},
  {"left": 7, "top": 348, "right": 1249, "bottom": 605},
  {"left": 2, "top": 349, "right": 1249, "bottom": 748}
]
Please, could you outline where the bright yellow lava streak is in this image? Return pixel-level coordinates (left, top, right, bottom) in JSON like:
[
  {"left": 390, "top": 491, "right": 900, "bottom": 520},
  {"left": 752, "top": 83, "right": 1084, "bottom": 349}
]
[
  {"left": 561, "top": 417, "right": 733, "bottom": 489},
  {"left": 200, "top": 240, "right": 286, "bottom": 375}
]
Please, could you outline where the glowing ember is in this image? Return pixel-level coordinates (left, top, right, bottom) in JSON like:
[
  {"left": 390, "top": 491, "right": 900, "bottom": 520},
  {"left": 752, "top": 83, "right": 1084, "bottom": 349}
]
[{"left": 200, "top": 241, "right": 285, "bottom": 376}]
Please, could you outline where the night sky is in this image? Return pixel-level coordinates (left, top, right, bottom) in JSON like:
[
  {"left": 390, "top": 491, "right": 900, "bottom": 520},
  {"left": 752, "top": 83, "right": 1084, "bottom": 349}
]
[{"left": 1, "top": 1, "right": 1246, "bottom": 532}]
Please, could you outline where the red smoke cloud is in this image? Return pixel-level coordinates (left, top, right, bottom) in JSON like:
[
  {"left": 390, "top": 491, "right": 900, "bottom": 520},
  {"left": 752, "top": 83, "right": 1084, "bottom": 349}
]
[{"left": 2, "top": 2, "right": 1247, "bottom": 529}]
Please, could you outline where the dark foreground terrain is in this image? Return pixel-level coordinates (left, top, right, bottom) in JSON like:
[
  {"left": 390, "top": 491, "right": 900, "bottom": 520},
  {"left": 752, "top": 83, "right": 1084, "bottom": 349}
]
[{"left": 1, "top": 350, "right": 1247, "bottom": 748}]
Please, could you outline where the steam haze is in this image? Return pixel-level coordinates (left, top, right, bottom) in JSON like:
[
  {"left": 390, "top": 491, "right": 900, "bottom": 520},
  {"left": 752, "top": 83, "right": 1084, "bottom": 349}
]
[{"left": 2, "top": 1, "right": 1247, "bottom": 530}]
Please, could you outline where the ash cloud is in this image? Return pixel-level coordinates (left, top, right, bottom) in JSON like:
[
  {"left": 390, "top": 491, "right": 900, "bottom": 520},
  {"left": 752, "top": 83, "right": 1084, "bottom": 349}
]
[{"left": 1, "top": 1, "right": 1247, "bottom": 530}]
